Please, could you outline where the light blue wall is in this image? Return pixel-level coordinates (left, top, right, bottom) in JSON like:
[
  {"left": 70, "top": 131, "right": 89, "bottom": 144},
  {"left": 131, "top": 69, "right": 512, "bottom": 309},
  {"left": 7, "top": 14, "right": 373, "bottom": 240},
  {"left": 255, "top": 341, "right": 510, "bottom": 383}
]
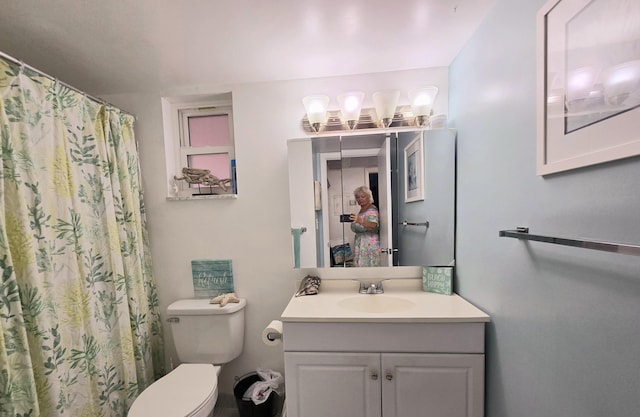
[{"left": 450, "top": 1, "right": 640, "bottom": 416}]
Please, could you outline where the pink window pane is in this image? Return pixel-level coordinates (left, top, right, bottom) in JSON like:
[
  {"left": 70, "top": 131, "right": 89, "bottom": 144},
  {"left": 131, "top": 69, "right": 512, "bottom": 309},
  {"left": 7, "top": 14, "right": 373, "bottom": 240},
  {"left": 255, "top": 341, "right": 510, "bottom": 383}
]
[
  {"left": 188, "top": 154, "right": 231, "bottom": 182},
  {"left": 188, "top": 115, "right": 230, "bottom": 147}
]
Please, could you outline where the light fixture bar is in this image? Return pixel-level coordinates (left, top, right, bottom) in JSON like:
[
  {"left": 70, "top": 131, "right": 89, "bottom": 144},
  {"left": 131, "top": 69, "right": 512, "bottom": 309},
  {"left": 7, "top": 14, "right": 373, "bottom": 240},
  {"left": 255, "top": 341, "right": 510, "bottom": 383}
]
[{"left": 301, "top": 105, "right": 418, "bottom": 133}]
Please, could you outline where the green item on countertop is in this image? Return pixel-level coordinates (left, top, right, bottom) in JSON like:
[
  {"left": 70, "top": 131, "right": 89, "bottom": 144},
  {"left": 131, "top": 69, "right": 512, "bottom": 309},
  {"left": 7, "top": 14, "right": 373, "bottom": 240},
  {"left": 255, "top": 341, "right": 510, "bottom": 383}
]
[{"left": 422, "top": 266, "right": 453, "bottom": 295}]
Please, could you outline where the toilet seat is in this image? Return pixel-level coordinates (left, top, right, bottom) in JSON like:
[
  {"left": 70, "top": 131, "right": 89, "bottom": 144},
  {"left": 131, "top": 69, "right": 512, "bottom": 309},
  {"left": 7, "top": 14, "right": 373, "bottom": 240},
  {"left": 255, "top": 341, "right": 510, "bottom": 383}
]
[{"left": 128, "top": 364, "right": 219, "bottom": 417}]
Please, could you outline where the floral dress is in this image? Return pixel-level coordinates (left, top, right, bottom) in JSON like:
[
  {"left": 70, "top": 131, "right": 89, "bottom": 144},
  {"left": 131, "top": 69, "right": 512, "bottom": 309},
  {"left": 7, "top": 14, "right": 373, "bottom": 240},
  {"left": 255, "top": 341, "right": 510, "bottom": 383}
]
[{"left": 350, "top": 206, "right": 381, "bottom": 267}]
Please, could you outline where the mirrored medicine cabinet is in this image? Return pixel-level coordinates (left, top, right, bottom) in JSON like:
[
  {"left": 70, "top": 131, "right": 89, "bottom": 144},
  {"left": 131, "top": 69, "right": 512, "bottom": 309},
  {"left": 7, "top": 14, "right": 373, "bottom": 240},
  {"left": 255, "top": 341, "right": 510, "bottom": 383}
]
[{"left": 288, "top": 128, "right": 456, "bottom": 270}]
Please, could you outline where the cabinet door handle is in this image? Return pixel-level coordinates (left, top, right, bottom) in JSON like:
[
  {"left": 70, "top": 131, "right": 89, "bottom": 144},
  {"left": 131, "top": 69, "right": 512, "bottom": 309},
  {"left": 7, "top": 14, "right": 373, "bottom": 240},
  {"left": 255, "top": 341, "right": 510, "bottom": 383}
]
[
  {"left": 371, "top": 371, "right": 378, "bottom": 380},
  {"left": 385, "top": 373, "right": 393, "bottom": 381}
]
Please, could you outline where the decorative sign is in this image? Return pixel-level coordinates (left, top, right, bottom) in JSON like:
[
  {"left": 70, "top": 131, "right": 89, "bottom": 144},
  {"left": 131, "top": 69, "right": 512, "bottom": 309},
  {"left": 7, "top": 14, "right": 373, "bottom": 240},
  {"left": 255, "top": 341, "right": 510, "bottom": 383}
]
[
  {"left": 422, "top": 266, "right": 453, "bottom": 295},
  {"left": 192, "top": 259, "right": 234, "bottom": 298}
]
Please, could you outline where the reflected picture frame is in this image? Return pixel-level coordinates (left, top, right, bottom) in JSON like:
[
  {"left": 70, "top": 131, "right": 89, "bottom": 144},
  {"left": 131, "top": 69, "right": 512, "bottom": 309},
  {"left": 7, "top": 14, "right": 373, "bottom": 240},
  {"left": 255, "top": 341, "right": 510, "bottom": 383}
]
[
  {"left": 536, "top": 0, "right": 640, "bottom": 176},
  {"left": 404, "top": 134, "right": 424, "bottom": 202}
]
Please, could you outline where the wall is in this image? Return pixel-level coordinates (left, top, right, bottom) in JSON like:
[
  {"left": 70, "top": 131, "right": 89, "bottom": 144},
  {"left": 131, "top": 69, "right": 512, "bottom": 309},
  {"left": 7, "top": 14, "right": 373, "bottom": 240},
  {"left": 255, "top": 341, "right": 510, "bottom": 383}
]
[
  {"left": 449, "top": 1, "right": 640, "bottom": 416},
  {"left": 103, "top": 67, "right": 449, "bottom": 396}
]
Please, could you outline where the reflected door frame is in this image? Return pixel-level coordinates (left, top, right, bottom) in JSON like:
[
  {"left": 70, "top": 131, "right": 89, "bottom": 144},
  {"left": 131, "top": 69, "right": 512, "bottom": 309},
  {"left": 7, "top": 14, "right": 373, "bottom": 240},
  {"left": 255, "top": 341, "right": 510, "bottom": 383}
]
[
  {"left": 321, "top": 144, "right": 393, "bottom": 267},
  {"left": 377, "top": 135, "right": 392, "bottom": 266},
  {"left": 320, "top": 151, "right": 340, "bottom": 267}
]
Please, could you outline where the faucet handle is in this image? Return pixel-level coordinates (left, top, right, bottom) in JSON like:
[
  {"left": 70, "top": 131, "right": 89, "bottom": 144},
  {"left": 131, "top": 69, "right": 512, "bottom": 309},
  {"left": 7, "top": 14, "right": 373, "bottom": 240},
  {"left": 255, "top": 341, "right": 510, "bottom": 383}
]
[{"left": 357, "top": 280, "right": 384, "bottom": 294}]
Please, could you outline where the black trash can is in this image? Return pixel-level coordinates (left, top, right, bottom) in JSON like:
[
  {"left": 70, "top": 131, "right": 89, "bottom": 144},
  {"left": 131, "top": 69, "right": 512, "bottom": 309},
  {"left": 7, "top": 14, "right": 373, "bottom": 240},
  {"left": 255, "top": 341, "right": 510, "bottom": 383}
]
[{"left": 233, "top": 372, "right": 284, "bottom": 417}]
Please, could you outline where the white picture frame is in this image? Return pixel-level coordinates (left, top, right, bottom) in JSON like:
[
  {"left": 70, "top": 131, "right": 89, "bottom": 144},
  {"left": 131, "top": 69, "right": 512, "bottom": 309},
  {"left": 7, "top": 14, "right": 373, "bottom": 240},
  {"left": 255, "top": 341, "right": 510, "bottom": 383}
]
[
  {"left": 536, "top": 0, "right": 640, "bottom": 176},
  {"left": 404, "top": 134, "right": 424, "bottom": 202}
]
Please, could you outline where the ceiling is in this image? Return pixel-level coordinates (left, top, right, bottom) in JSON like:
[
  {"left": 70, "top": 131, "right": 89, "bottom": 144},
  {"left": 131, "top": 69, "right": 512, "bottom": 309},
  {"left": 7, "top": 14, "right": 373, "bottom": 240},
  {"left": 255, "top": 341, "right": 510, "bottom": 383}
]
[{"left": 0, "top": 0, "right": 495, "bottom": 96}]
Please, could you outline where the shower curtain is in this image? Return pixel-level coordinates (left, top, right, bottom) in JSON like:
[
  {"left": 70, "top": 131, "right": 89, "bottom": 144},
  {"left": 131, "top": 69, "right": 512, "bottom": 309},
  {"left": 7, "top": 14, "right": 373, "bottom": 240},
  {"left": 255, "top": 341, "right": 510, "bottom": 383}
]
[{"left": 0, "top": 57, "right": 164, "bottom": 417}]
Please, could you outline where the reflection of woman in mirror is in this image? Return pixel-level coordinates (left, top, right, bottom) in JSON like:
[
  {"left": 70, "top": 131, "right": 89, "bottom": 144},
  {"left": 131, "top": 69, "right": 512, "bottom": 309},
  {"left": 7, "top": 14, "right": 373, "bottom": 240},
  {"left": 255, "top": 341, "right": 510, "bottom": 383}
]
[{"left": 350, "top": 186, "right": 381, "bottom": 267}]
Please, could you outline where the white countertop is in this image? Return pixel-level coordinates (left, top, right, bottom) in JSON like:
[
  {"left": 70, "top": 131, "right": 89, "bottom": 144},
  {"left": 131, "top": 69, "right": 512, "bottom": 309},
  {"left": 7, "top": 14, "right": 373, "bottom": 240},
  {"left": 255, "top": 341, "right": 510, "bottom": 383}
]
[{"left": 280, "top": 279, "right": 490, "bottom": 323}]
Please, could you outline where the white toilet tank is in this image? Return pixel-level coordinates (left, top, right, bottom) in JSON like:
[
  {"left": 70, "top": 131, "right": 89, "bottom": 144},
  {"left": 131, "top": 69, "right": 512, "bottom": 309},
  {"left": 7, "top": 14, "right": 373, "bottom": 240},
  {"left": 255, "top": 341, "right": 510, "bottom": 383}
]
[{"left": 167, "top": 298, "right": 246, "bottom": 364}]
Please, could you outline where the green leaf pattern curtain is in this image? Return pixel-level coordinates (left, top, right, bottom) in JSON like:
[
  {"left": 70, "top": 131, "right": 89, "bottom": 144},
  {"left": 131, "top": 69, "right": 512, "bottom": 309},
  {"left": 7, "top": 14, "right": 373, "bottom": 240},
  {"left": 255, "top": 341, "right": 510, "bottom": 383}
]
[{"left": 0, "top": 57, "right": 164, "bottom": 417}]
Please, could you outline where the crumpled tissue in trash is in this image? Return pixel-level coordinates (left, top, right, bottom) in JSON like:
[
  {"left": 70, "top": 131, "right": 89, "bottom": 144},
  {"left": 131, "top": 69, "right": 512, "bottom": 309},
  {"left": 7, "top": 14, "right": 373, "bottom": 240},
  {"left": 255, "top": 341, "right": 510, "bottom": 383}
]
[{"left": 242, "top": 368, "right": 285, "bottom": 405}]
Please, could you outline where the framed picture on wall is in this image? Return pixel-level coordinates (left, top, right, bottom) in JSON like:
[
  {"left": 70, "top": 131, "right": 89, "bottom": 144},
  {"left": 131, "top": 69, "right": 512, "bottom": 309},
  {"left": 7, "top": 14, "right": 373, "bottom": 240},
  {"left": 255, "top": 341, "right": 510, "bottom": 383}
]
[
  {"left": 536, "top": 0, "right": 640, "bottom": 175},
  {"left": 404, "top": 134, "right": 424, "bottom": 202}
]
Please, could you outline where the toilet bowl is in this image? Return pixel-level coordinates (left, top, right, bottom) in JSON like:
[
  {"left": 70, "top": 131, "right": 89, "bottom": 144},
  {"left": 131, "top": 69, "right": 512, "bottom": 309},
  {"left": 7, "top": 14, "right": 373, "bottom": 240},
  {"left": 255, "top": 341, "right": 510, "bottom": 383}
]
[
  {"left": 127, "top": 298, "right": 246, "bottom": 417},
  {"left": 128, "top": 364, "right": 219, "bottom": 417}
]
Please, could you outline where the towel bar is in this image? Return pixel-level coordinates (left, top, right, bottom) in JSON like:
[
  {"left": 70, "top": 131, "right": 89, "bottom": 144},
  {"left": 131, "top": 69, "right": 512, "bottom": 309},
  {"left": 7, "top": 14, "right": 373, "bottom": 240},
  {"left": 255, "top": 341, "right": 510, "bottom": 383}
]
[
  {"left": 400, "top": 220, "right": 429, "bottom": 228},
  {"left": 499, "top": 227, "right": 640, "bottom": 257}
]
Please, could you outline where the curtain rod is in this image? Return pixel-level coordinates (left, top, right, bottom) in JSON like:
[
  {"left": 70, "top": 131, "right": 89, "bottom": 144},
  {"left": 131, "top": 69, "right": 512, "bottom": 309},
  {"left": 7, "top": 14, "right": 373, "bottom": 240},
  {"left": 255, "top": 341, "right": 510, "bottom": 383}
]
[{"left": 0, "top": 50, "right": 135, "bottom": 119}]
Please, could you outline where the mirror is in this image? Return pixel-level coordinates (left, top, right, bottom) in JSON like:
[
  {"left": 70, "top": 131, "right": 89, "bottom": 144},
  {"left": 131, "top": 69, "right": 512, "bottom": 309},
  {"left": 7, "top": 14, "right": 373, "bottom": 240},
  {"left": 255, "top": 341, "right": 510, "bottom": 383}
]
[{"left": 288, "top": 128, "right": 455, "bottom": 268}]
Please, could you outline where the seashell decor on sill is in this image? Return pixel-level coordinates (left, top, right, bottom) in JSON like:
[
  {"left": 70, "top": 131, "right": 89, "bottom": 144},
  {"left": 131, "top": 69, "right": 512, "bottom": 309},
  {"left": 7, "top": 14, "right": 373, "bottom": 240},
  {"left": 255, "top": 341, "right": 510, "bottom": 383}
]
[{"left": 174, "top": 167, "right": 232, "bottom": 192}]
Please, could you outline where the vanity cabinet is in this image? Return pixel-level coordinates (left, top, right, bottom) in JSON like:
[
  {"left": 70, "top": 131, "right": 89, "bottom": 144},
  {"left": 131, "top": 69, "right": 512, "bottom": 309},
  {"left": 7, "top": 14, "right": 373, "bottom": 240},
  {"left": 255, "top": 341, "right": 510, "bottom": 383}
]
[
  {"left": 284, "top": 351, "right": 483, "bottom": 417},
  {"left": 282, "top": 320, "right": 486, "bottom": 417},
  {"left": 280, "top": 284, "right": 490, "bottom": 417}
]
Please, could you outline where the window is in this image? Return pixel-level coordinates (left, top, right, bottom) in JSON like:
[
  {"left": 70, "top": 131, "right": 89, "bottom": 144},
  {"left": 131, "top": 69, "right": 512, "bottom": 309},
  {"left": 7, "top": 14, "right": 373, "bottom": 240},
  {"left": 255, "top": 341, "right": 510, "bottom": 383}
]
[
  {"left": 179, "top": 106, "right": 235, "bottom": 194},
  {"left": 162, "top": 93, "right": 238, "bottom": 199}
]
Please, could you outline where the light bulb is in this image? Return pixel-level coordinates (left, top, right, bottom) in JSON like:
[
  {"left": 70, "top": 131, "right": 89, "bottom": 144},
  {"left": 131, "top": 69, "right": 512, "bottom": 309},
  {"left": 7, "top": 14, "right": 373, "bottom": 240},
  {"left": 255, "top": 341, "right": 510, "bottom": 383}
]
[
  {"left": 409, "top": 87, "right": 438, "bottom": 127},
  {"left": 337, "top": 91, "right": 364, "bottom": 129},
  {"left": 372, "top": 90, "right": 400, "bottom": 128},
  {"left": 302, "top": 95, "right": 330, "bottom": 133}
]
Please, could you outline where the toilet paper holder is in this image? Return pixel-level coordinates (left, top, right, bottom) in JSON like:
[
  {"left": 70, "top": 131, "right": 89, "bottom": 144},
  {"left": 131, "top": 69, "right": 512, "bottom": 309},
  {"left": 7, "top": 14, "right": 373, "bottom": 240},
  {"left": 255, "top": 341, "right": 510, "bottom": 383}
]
[
  {"left": 266, "top": 332, "right": 282, "bottom": 341},
  {"left": 263, "top": 319, "right": 283, "bottom": 346}
]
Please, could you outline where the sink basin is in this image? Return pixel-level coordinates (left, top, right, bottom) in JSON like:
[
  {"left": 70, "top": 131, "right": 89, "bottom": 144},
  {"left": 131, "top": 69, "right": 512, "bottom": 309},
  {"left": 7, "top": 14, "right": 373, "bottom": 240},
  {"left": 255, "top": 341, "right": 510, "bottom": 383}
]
[{"left": 337, "top": 295, "right": 416, "bottom": 313}]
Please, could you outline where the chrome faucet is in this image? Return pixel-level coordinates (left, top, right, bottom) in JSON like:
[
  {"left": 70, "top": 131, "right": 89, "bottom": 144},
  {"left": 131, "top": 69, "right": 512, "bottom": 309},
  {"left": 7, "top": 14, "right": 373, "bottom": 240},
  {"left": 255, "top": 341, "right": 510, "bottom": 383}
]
[{"left": 359, "top": 281, "right": 384, "bottom": 294}]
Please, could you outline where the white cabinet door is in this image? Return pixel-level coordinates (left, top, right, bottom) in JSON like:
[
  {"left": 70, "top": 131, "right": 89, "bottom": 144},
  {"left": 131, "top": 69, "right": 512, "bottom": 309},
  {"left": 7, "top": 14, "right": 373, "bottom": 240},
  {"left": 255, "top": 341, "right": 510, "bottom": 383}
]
[
  {"left": 381, "top": 353, "right": 485, "bottom": 417},
  {"left": 284, "top": 352, "right": 382, "bottom": 417},
  {"left": 287, "top": 139, "right": 317, "bottom": 268}
]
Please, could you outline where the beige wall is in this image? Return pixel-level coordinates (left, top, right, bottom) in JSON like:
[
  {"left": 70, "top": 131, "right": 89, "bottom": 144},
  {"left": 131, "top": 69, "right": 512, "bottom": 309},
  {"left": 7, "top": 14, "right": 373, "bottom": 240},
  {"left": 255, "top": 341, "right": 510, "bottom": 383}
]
[{"left": 103, "top": 67, "right": 449, "bottom": 395}]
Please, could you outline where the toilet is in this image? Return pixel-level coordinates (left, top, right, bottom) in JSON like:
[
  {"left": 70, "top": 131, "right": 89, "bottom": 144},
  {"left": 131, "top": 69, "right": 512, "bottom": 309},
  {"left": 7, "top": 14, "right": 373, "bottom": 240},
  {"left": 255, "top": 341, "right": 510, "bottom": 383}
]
[{"left": 128, "top": 298, "right": 247, "bottom": 417}]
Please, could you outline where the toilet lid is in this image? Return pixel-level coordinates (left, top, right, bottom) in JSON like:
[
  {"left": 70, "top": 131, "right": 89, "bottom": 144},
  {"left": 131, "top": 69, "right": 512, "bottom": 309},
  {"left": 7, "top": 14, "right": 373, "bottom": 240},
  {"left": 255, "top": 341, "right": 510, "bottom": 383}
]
[{"left": 128, "top": 364, "right": 219, "bottom": 417}]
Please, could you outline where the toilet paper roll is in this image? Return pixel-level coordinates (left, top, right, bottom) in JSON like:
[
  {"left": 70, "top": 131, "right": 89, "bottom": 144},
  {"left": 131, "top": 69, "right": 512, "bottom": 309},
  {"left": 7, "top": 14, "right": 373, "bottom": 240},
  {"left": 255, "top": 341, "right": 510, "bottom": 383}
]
[{"left": 262, "top": 320, "right": 283, "bottom": 346}]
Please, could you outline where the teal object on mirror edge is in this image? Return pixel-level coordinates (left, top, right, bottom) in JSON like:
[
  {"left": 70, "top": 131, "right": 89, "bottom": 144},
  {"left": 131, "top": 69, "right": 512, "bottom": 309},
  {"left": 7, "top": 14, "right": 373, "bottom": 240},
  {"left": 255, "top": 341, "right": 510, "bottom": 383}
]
[
  {"left": 291, "top": 228, "right": 302, "bottom": 268},
  {"left": 422, "top": 266, "right": 453, "bottom": 295}
]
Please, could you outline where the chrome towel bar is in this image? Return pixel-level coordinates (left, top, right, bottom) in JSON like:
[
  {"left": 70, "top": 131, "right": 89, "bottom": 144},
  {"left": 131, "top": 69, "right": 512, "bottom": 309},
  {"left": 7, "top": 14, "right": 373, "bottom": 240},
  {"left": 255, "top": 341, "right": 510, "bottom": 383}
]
[
  {"left": 499, "top": 227, "right": 640, "bottom": 257},
  {"left": 400, "top": 220, "right": 429, "bottom": 227}
]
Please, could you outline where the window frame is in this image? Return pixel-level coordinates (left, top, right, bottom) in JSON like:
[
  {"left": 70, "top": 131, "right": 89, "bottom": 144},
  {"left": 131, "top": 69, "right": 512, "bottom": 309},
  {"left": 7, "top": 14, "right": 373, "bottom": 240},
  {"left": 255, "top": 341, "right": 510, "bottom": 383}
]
[
  {"left": 162, "top": 93, "right": 237, "bottom": 199},
  {"left": 178, "top": 106, "right": 235, "bottom": 171}
]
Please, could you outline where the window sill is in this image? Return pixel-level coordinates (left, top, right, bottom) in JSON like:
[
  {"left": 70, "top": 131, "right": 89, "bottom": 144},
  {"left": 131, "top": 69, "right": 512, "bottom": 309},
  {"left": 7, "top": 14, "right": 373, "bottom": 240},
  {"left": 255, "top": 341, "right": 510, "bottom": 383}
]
[{"left": 166, "top": 194, "right": 238, "bottom": 201}]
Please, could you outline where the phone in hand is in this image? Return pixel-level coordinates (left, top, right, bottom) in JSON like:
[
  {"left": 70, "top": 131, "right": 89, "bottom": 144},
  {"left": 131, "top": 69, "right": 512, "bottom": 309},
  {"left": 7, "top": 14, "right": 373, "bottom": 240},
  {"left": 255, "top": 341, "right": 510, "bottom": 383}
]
[{"left": 339, "top": 214, "right": 353, "bottom": 223}]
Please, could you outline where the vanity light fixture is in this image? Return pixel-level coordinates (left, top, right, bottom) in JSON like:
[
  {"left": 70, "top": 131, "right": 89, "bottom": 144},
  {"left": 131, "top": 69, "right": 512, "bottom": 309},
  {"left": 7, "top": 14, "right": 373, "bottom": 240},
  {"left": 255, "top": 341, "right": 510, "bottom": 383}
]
[
  {"left": 337, "top": 91, "right": 365, "bottom": 130},
  {"left": 409, "top": 86, "right": 438, "bottom": 127},
  {"left": 372, "top": 90, "right": 400, "bottom": 128},
  {"left": 301, "top": 86, "right": 440, "bottom": 134},
  {"left": 302, "top": 95, "right": 330, "bottom": 133}
]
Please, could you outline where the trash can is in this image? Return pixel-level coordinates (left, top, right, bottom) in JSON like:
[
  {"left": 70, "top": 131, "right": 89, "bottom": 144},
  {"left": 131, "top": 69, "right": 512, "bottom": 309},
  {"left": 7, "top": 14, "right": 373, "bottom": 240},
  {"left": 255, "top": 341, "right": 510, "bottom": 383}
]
[{"left": 233, "top": 372, "right": 284, "bottom": 417}]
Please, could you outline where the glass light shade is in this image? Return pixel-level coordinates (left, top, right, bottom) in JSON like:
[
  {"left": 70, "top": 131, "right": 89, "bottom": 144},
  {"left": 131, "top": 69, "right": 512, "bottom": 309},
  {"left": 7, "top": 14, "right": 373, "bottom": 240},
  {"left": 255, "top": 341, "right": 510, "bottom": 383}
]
[
  {"left": 409, "top": 86, "right": 439, "bottom": 116},
  {"left": 372, "top": 90, "right": 400, "bottom": 128},
  {"left": 337, "top": 91, "right": 365, "bottom": 129},
  {"left": 566, "top": 66, "right": 599, "bottom": 102},
  {"left": 302, "top": 95, "right": 330, "bottom": 132}
]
